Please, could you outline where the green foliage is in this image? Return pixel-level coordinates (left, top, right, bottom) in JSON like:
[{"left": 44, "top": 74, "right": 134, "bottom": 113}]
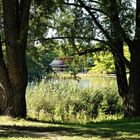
[
  {"left": 88, "top": 45, "right": 130, "bottom": 74},
  {"left": 67, "top": 55, "right": 90, "bottom": 78},
  {"left": 101, "top": 86, "right": 122, "bottom": 115},
  {"left": 26, "top": 78, "right": 122, "bottom": 124},
  {"left": 89, "top": 51, "right": 115, "bottom": 74},
  {"left": 124, "top": 45, "right": 130, "bottom": 61},
  {"left": 26, "top": 45, "right": 58, "bottom": 81}
]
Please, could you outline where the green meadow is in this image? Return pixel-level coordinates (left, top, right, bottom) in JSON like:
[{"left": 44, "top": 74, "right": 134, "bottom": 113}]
[{"left": 0, "top": 116, "right": 140, "bottom": 140}]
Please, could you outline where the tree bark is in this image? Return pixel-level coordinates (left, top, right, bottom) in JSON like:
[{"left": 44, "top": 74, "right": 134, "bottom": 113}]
[
  {"left": 0, "top": 32, "right": 28, "bottom": 118},
  {"left": 6, "top": 43, "right": 28, "bottom": 118},
  {"left": 0, "top": 37, "right": 14, "bottom": 116}
]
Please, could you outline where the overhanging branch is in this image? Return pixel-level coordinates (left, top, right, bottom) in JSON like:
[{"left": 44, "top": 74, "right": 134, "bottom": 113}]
[
  {"left": 35, "top": 36, "right": 107, "bottom": 44},
  {"left": 63, "top": 2, "right": 107, "bottom": 15},
  {"left": 76, "top": 47, "right": 103, "bottom": 56},
  {"left": 77, "top": 0, "right": 111, "bottom": 41},
  {"left": 77, "top": 0, "right": 130, "bottom": 69},
  {"left": 35, "top": 36, "right": 130, "bottom": 68}
]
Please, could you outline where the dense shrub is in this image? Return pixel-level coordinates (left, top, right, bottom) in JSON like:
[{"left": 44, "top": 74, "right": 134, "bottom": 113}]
[{"left": 26, "top": 79, "right": 122, "bottom": 123}]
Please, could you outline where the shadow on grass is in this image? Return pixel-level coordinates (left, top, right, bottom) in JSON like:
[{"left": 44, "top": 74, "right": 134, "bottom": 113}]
[{"left": 0, "top": 119, "right": 140, "bottom": 139}]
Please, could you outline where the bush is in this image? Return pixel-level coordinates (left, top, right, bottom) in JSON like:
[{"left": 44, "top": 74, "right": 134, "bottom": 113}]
[
  {"left": 26, "top": 79, "right": 122, "bottom": 123},
  {"left": 101, "top": 86, "right": 123, "bottom": 115}
]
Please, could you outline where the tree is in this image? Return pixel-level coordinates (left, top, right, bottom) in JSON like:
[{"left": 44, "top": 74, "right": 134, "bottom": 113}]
[
  {"left": 50, "top": 0, "right": 129, "bottom": 105},
  {"left": 26, "top": 0, "right": 140, "bottom": 117},
  {"left": 47, "top": 0, "right": 140, "bottom": 117},
  {"left": 0, "top": 0, "right": 32, "bottom": 117},
  {"left": 66, "top": 0, "right": 140, "bottom": 117},
  {"left": 27, "top": 44, "right": 58, "bottom": 81},
  {"left": 0, "top": 0, "right": 61, "bottom": 118}
]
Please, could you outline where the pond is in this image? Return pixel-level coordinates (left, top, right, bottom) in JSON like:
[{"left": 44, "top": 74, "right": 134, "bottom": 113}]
[
  {"left": 28, "top": 74, "right": 117, "bottom": 90},
  {"left": 78, "top": 74, "right": 117, "bottom": 89}
]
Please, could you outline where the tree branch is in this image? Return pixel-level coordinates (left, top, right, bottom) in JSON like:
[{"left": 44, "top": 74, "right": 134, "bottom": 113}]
[
  {"left": 77, "top": 0, "right": 130, "bottom": 69},
  {"left": 88, "top": 0, "right": 101, "bottom": 5},
  {"left": 63, "top": 2, "right": 107, "bottom": 15},
  {"left": 108, "top": 0, "right": 132, "bottom": 47},
  {"left": 35, "top": 36, "right": 130, "bottom": 68},
  {"left": 77, "top": 0, "right": 111, "bottom": 41},
  {"left": 76, "top": 47, "right": 103, "bottom": 56},
  {"left": 35, "top": 36, "right": 107, "bottom": 44}
]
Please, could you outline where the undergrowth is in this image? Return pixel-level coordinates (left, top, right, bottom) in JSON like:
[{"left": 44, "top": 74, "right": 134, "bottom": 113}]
[{"left": 26, "top": 78, "right": 123, "bottom": 124}]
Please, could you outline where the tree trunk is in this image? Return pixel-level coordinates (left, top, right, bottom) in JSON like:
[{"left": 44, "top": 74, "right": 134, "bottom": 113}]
[
  {"left": 0, "top": 0, "right": 31, "bottom": 118},
  {"left": 124, "top": 0, "right": 140, "bottom": 117},
  {"left": 111, "top": 43, "right": 130, "bottom": 117},
  {"left": 111, "top": 41, "right": 140, "bottom": 117},
  {"left": 122, "top": 0, "right": 140, "bottom": 117},
  {"left": 0, "top": 38, "right": 14, "bottom": 116},
  {"left": 112, "top": 44, "right": 128, "bottom": 98},
  {"left": 123, "top": 40, "right": 140, "bottom": 117},
  {"left": 0, "top": 37, "right": 28, "bottom": 118},
  {"left": 6, "top": 43, "right": 28, "bottom": 118}
]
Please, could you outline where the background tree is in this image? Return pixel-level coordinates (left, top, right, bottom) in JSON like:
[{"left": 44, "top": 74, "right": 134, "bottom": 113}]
[
  {"left": 26, "top": 45, "right": 58, "bottom": 81},
  {"left": 43, "top": 0, "right": 138, "bottom": 117},
  {"left": 66, "top": 0, "right": 140, "bottom": 117},
  {"left": 48, "top": 0, "right": 128, "bottom": 104}
]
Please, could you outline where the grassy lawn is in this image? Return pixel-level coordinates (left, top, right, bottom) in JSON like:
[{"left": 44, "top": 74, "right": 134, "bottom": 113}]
[{"left": 0, "top": 116, "right": 140, "bottom": 140}]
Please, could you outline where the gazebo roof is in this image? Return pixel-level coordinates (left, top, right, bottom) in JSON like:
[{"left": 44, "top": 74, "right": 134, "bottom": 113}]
[{"left": 50, "top": 59, "right": 66, "bottom": 67}]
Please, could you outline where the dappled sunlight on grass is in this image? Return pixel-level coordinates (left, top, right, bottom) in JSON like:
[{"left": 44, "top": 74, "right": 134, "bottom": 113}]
[{"left": 0, "top": 117, "right": 140, "bottom": 140}]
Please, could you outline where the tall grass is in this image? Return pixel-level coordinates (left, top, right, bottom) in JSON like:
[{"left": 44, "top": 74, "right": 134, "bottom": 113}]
[{"left": 26, "top": 78, "right": 123, "bottom": 124}]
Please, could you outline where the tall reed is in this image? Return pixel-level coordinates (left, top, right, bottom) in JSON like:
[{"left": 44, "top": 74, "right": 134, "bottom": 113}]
[{"left": 26, "top": 78, "right": 122, "bottom": 123}]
